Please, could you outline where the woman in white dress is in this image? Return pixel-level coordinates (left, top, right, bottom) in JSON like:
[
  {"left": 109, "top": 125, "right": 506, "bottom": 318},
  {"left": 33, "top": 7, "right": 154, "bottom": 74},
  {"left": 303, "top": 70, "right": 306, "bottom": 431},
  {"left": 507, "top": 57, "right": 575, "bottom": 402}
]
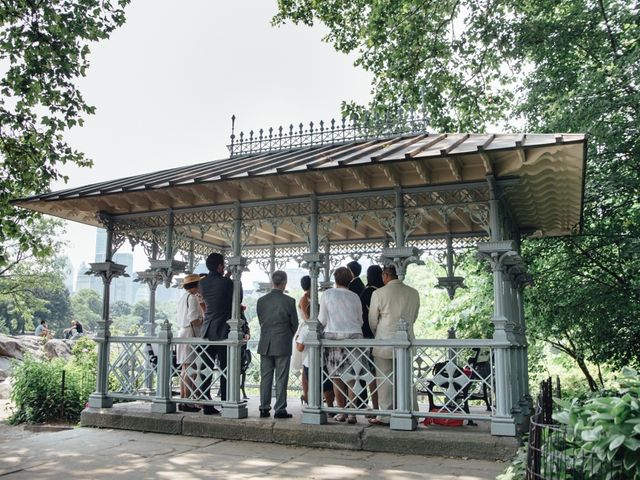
[{"left": 176, "top": 273, "right": 205, "bottom": 412}]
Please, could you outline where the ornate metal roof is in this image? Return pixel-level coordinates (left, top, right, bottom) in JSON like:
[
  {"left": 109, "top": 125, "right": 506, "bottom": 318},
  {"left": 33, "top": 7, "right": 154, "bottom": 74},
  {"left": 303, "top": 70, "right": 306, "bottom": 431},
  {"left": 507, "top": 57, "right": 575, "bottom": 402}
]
[{"left": 13, "top": 131, "right": 587, "bottom": 245}]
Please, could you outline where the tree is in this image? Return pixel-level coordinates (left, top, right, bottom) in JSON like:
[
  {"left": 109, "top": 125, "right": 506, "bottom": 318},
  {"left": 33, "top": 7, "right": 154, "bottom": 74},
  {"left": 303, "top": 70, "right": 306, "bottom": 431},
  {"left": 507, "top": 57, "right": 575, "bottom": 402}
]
[
  {"left": 275, "top": 0, "right": 640, "bottom": 387},
  {"left": 0, "top": 218, "right": 70, "bottom": 333},
  {"left": 0, "top": 0, "right": 129, "bottom": 268},
  {"left": 70, "top": 288, "right": 102, "bottom": 331}
]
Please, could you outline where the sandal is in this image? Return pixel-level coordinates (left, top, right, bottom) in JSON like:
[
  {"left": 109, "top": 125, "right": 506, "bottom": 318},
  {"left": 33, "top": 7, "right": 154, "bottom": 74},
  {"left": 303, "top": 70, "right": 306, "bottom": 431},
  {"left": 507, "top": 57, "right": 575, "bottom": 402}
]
[
  {"left": 347, "top": 415, "right": 357, "bottom": 424},
  {"left": 368, "top": 418, "right": 388, "bottom": 426},
  {"left": 334, "top": 414, "right": 346, "bottom": 422}
]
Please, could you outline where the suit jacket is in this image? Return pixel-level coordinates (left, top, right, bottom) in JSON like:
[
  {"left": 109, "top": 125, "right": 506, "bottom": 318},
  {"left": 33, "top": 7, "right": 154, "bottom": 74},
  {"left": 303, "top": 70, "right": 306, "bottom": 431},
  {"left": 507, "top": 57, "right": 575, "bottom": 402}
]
[
  {"left": 348, "top": 277, "right": 365, "bottom": 297},
  {"left": 368, "top": 279, "right": 420, "bottom": 359},
  {"left": 199, "top": 271, "right": 235, "bottom": 341},
  {"left": 256, "top": 289, "right": 298, "bottom": 356}
]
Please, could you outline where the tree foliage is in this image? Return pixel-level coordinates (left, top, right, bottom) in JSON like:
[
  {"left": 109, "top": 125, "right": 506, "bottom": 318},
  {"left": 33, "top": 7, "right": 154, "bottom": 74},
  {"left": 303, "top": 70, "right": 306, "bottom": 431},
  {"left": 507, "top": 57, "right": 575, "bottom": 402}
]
[
  {"left": 275, "top": 0, "right": 640, "bottom": 386},
  {"left": 0, "top": 0, "right": 129, "bottom": 268},
  {"left": 0, "top": 217, "right": 70, "bottom": 333}
]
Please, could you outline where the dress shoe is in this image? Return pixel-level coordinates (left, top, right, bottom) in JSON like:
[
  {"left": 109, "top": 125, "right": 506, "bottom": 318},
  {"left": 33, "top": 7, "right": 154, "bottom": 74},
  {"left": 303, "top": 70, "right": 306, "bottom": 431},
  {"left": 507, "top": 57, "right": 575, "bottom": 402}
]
[
  {"left": 259, "top": 410, "right": 270, "bottom": 418},
  {"left": 202, "top": 405, "right": 221, "bottom": 415},
  {"left": 274, "top": 411, "right": 293, "bottom": 419}
]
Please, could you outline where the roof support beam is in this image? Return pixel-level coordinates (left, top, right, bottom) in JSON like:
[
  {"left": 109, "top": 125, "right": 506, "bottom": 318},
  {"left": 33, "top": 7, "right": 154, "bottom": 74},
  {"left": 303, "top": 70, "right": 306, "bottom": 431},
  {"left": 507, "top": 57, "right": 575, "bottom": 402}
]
[
  {"left": 413, "top": 159, "right": 431, "bottom": 183},
  {"left": 379, "top": 164, "right": 401, "bottom": 186},
  {"left": 444, "top": 156, "right": 463, "bottom": 181},
  {"left": 319, "top": 171, "right": 341, "bottom": 191},
  {"left": 351, "top": 169, "right": 372, "bottom": 189}
]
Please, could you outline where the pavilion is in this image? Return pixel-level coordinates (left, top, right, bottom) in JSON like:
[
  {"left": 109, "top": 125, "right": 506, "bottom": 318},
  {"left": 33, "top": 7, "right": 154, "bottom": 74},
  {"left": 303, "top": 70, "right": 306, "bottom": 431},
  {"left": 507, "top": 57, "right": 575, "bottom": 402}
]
[{"left": 13, "top": 114, "right": 587, "bottom": 436}]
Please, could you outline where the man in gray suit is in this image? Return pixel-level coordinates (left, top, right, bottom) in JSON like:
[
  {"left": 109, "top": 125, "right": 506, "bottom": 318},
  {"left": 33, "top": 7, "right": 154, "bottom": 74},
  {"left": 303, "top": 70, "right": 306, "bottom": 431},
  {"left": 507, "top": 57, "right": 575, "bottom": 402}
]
[{"left": 256, "top": 270, "right": 298, "bottom": 418}]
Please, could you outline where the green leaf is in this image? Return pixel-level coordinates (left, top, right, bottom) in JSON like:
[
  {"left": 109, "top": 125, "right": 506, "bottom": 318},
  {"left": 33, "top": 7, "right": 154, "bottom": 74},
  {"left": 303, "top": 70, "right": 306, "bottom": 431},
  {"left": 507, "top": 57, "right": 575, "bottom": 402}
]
[{"left": 609, "top": 434, "right": 625, "bottom": 451}]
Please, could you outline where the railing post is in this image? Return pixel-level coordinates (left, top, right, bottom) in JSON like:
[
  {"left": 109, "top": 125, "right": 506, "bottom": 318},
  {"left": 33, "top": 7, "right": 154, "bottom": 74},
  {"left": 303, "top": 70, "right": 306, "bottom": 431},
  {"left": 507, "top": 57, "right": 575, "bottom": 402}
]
[
  {"left": 390, "top": 318, "right": 417, "bottom": 431},
  {"left": 223, "top": 201, "right": 249, "bottom": 419},
  {"left": 87, "top": 217, "right": 126, "bottom": 409},
  {"left": 223, "top": 255, "right": 249, "bottom": 419},
  {"left": 151, "top": 320, "right": 176, "bottom": 413},
  {"left": 302, "top": 195, "right": 327, "bottom": 425}
]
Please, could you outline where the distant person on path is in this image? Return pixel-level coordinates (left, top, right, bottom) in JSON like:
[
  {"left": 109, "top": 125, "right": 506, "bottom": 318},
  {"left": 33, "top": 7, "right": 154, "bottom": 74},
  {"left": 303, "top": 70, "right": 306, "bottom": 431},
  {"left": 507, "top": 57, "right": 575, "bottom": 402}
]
[
  {"left": 177, "top": 273, "right": 205, "bottom": 412},
  {"left": 35, "top": 320, "right": 52, "bottom": 340},
  {"left": 257, "top": 270, "right": 298, "bottom": 419},
  {"left": 319, "top": 266, "right": 363, "bottom": 424},
  {"left": 199, "top": 252, "right": 237, "bottom": 415},
  {"left": 368, "top": 265, "right": 420, "bottom": 426}
]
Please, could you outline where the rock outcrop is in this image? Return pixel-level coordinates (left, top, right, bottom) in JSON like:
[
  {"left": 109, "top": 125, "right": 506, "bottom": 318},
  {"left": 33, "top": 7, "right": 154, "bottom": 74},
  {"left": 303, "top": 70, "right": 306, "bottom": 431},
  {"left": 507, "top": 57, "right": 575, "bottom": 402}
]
[{"left": 0, "top": 334, "right": 78, "bottom": 399}]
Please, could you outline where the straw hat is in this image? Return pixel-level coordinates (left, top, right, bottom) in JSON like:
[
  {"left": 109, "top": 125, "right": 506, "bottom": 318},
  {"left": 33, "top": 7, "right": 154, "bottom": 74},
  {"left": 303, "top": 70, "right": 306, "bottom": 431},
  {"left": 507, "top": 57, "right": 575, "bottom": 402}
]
[{"left": 183, "top": 273, "right": 204, "bottom": 285}]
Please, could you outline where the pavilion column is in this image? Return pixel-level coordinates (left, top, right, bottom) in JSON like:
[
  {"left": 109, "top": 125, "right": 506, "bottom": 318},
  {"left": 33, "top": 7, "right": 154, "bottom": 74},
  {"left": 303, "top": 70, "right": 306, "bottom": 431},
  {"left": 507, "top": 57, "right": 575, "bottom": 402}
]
[
  {"left": 223, "top": 202, "right": 249, "bottom": 419},
  {"left": 477, "top": 176, "right": 518, "bottom": 436},
  {"left": 514, "top": 275, "right": 533, "bottom": 417},
  {"left": 504, "top": 275, "right": 523, "bottom": 425},
  {"left": 378, "top": 188, "right": 421, "bottom": 431},
  {"left": 88, "top": 216, "right": 127, "bottom": 408},
  {"left": 302, "top": 195, "right": 327, "bottom": 425},
  {"left": 147, "top": 243, "right": 159, "bottom": 337},
  {"left": 146, "top": 209, "right": 185, "bottom": 413}
]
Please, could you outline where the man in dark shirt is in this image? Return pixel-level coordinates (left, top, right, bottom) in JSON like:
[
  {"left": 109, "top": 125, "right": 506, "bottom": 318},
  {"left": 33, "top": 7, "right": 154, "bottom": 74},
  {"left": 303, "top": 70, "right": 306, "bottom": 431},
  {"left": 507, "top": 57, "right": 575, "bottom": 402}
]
[
  {"left": 347, "top": 260, "right": 368, "bottom": 409},
  {"left": 198, "top": 252, "right": 236, "bottom": 415},
  {"left": 347, "top": 260, "right": 365, "bottom": 297}
]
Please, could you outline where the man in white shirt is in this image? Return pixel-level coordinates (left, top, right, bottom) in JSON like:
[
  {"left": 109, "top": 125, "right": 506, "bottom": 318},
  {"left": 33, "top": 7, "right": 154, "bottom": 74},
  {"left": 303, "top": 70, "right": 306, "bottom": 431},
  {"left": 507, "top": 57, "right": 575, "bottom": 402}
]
[{"left": 368, "top": 265, "right": 420, "bottom": 425}]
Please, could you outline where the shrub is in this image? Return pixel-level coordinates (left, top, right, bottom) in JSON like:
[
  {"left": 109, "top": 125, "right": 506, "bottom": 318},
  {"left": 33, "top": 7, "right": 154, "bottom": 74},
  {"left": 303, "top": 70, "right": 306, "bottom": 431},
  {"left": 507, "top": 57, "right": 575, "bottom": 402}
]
[
  {"left": 499, "top": 368, "right": 640, "bottom": 479},
  {"left": 554, "top": 367, "right": 640, "bottom": 479},
  {"left": 9, "top": 339, "right": 97, "bottom": 425}
]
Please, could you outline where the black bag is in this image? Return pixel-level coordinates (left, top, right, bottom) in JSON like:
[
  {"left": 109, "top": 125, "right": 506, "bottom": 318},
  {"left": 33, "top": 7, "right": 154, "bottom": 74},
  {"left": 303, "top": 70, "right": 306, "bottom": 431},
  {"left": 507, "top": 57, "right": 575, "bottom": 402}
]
[{"left": 241, "top": 347, "right": 252, "bottom": 373}]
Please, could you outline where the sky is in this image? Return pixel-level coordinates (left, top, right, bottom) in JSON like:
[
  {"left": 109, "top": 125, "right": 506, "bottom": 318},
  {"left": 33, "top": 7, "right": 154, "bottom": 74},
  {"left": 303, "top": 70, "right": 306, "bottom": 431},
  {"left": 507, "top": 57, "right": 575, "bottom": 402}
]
[{"left": 54, "top": 1, "right": 372, "bottom": 280}]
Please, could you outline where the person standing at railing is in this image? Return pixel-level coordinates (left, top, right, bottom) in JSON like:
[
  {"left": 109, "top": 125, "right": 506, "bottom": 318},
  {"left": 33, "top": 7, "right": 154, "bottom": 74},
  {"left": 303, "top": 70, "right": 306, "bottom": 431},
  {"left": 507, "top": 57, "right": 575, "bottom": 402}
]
[
  {"left": 199, "top": 253, "right": 238, "bottom": 415},
  {"left": 295, "top": 275, "right": 335, "bottom": 410},
  {"left": 319, "top": 266, "right": 363, "bottom": 424},
  {"left": 368, "top": 265, "right": 420, "bottom": 426},
  {"left": 176, "top": 273, "right": 205, "bottom": 413},
  {"left": 256, "top": 270, "right": 299, "bottom": 419},
  {"left": 360, "top": 264, "right": 384, "bottom": 414}
]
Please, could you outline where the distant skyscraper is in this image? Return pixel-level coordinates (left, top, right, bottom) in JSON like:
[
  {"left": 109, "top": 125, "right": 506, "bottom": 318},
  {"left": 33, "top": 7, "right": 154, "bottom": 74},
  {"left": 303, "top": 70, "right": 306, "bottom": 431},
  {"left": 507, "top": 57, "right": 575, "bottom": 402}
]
[
  {"left": 112, "top": 252, "right": 135, "bottom": 304},
  {"left": 94, "top": 228, "right": 107, "bottom": 262},
  {"left": 75, "top": 261, "right": 93, "bottom": 292}
]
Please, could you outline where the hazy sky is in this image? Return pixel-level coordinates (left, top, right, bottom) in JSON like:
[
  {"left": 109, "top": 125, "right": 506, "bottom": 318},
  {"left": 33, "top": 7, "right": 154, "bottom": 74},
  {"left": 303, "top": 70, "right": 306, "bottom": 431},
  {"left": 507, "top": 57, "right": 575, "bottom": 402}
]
[{"left": 55, "top": 1, "right": 372, "bottom": 277}]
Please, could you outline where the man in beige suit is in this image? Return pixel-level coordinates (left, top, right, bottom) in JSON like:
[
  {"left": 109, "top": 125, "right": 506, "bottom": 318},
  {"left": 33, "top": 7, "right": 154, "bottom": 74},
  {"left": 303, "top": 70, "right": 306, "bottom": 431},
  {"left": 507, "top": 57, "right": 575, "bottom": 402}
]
[{"left": 368, "top": 265, "right": 420, "bottom": 425}]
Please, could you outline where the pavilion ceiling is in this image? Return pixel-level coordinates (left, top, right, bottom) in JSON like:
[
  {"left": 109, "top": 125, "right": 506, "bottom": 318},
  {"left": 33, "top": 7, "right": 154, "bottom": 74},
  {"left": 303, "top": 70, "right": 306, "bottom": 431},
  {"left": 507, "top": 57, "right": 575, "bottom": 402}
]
[{"left": 13, "top": 132, "right": 586, "bottom": 250}]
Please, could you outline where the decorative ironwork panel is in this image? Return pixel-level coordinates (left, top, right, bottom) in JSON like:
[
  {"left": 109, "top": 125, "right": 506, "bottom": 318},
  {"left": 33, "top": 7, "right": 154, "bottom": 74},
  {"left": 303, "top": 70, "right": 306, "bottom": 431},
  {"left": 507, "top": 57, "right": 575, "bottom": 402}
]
[
  {"left": 413, "top": 345, "right": 494, "bottom": 416},
  {"left": 242, "top": 202, "right": 311, "bottom": 221},
  {"left": 321, "top": 344, "right": 394, "bottom": 410},
  {"left": 170, "top": 341, "right": 228, "bottom": 404},
  {"left": 227, "top": 111, "right": 429, "bottom": 157},
  {"left": 319, "top": 195, "right": 395, "bottom": 215},
  {"left": 108, "top": 341, "right": 155, "bottom": 397},
  {"left": 113, "top": 215, "right": 168, "bottom": 232},
  {"left": 173, "top": 208, "right": 235, "bottom": 227},
  {"left": 405, "top": 187, "right": 489, "bottom": 208}
]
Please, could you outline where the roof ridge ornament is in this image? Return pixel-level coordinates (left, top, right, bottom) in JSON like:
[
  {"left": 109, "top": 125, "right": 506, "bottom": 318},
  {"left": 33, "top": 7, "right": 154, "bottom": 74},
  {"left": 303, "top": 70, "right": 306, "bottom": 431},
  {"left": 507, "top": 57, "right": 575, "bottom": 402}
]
[{"left": 227, "top": 108, "right": 430, "bottom": 157}]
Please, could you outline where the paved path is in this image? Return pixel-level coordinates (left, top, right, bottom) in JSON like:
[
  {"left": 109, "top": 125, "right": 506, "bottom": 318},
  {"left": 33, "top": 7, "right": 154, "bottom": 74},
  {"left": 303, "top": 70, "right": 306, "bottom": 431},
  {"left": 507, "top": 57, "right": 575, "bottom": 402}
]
[
  {"left": 0, "top": 400, "right": 506, "bottom": 479},
  {"left": 0, "top": 426, "right": 506, "bottom": 479}
]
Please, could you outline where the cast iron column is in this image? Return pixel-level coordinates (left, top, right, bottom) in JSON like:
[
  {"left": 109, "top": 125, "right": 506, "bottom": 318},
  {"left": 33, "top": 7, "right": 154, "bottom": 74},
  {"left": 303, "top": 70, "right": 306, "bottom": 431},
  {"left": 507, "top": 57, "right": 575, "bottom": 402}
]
[
  {"left": 302, "top": 195, "right": 327, "bottom": 425},
  {"left": 223, "top": 202, "right": 249, "bottom": 419}
]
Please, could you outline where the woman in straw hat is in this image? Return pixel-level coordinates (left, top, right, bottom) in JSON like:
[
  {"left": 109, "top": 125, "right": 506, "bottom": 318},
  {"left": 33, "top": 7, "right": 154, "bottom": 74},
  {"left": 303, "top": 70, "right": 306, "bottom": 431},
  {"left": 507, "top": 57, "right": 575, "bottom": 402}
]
[{"left": 177, "top": 273, "right": 206, "bottom": 412}]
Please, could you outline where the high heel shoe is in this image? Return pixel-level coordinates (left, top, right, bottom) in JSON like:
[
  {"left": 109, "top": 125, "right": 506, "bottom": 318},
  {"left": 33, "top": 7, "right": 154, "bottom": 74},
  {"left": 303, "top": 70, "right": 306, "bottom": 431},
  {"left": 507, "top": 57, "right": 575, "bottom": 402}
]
[{"left": 300, "top": 395, "right": 307, "bottom": 405}]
